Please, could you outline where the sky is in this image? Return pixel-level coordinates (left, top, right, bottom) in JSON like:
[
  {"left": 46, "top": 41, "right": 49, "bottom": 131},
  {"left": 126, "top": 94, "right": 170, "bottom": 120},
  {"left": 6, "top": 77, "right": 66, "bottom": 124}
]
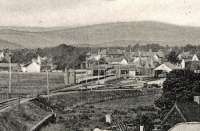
[{"left": 0, "top": 0, "right": 199, "bottom": 27}]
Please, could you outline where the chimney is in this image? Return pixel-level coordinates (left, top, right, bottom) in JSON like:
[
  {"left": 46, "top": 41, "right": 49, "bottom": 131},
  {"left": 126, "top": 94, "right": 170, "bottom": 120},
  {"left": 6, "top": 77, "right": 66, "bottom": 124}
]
[{"left": 194, "top": 96, "right": 200, "bottom": 104}]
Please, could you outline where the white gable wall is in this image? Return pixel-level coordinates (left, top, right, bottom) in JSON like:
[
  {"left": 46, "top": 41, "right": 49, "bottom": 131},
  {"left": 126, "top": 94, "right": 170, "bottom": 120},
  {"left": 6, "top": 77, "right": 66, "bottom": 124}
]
[
  {"left": 120, "top": 58, "right": 128, "bottom": 65},
  {"left": 22, "top": 62, "right": 41, "bottom": 73},
  {"left": 153, "top": 54, "right": 159, "bottom": 61},
  {"left": 181, "top": 59, "right": 185, "bottom": 69},
  {"left": 192, "top": 54, "right": 199, "bottom": 61},
  {"left": 154, "top": 64, "right": 172, "bottom": 73}
]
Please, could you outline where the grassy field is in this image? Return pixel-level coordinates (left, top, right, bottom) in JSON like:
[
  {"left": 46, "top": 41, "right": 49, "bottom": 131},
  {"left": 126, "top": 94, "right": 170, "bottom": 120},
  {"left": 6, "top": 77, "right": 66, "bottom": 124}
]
[{"left": 0, "top": 72, "right": 66, "bottom": 100}]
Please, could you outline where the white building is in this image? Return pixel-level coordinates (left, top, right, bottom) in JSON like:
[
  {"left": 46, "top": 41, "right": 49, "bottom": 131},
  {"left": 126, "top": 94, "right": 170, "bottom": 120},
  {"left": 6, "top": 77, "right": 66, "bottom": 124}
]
[
  {"left": 192, "top": 54, "right": 199, "bottom": 61},
  {"left": 21, "top": 61, "right": 41, "bottom": 73},
  {"left": 181, "top": 59, "right": 185, "bottom": 69},
  {"left": 154, "top": 62, "right": 180, "bottom": 77},
  {"left": 0, "top": 51, "right": 4, "bottom": 61},
  {"left": 109, "top": 58, "right": 128, "bottom": 65}
]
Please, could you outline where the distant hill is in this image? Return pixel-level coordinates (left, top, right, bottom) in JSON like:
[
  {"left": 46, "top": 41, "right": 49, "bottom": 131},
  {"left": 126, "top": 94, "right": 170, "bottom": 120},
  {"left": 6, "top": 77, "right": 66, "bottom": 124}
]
[
  {"left": 0, "top": 39, "right": 22, "bottom": 49},
  {"left": 1, "top": 21, "right": 200, "bottom": 48}
]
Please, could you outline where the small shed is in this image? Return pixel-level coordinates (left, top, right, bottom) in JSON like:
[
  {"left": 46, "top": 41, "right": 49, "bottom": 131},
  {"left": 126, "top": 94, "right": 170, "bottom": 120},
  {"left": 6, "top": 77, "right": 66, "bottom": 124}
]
[{"left": 154, "top": 62, "right": 179, "bottom": 77}]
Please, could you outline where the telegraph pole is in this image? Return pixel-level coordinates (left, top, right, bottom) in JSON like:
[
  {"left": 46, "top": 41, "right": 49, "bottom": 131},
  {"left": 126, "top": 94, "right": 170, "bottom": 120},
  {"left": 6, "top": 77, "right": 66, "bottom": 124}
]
[
  {"left": 46, "top": 69, "right": 49, "bottom": 101},
  {"left": 98, "top": 60, "right": 100, "bottom": 84},
  {"left": 8, "top": 51, "right": 12, "bottom": 98},
  {"left": 85, "top": 71, "right": 88, "bottom": 88}
]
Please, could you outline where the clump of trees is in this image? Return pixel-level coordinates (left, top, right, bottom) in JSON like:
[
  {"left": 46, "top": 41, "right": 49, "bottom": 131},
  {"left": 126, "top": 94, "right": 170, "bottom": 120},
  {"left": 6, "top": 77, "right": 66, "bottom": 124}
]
[
  {"left": 127, "top": 43, "right": 165, "bottom": 52},
  {"left": 166, "top": 50, "right": 180, "bottom": 64},
  {"left": 10, "top": 44, "right": 89, "bottom": 70},
  {"left": 42, "top": 44, "right": 89, "bottom": 70},
  {"left": 11, "top": 48, "right": 38, "bottom": 64},
  {"left": 155, "top": 69, "right": 200, "bottom": 117}
]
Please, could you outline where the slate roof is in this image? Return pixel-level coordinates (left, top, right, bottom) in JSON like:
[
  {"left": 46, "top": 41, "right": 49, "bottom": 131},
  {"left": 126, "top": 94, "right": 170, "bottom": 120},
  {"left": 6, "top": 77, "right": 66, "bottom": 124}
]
[
  {"left": 164, "top": 62, "right": 179, "bottom": 70},
  {"left": 178, "top": 52, "right": 192, "bottom": 59},
  {"left": 133, "top": 57, "right": 159, "bottom": 68}
]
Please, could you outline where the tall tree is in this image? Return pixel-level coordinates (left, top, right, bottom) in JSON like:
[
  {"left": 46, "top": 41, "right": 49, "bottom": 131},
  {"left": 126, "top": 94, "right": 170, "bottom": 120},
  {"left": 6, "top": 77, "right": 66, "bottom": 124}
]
[
  {"left": 166, "top": 50, "right": 180, "bottom": 64},
  {"left": 155, "top": 69, "right": 200, "bottom": 116}
]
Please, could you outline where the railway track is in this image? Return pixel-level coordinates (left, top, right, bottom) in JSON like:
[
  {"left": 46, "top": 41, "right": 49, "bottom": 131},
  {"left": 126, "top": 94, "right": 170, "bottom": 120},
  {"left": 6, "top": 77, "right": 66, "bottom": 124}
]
[
  {"left": 0, "top": 98, "right": 20, "bottom": 110},
  {"left": 0, "top": 97, "right": 34, "bottom": 111}
]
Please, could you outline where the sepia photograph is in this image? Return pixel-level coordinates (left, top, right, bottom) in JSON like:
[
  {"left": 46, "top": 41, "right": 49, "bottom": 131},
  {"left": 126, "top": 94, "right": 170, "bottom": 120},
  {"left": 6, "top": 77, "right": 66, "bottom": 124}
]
[{"left": 0, "top": 0, "right": 200, "bottom": 131}]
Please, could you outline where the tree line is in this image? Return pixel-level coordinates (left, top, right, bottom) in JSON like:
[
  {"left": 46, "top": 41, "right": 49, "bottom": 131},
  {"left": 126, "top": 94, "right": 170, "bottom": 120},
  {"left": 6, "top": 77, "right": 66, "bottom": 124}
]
[{"left": 9, "top": 44, "right": 89, "bottom": 70}]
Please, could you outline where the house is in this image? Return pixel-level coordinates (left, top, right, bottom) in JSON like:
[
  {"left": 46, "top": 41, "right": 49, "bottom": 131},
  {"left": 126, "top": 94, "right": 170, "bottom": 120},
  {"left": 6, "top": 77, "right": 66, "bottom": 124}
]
[
  {"left": 107, "top": 57, "right": 128, "bottom": 65},
  {"left": 162, "top": 100, "right": 200, "bottom": 131},
  {"left": 98, "top": 49, "right": 107, "bottom": 57},
  {"left": 21, "top": 60, "right": 41, "bottom": 73},
  {"left": 0, "top": 51, "right": 4, "bottom": 61},
  {"left": 185, "top": 61, "right": 200, "bottom": 73},
  {"left": 88, "top": 54, "right": 101, "bottom": 61},
  {"left": 130, "top": 50, "right": 164, "bottom": 62},
  {"left": 114, "top": 65, "right": 135, "bottom": 78},
  {"left": 129, "top": 67, "right": 136, "bottom": 78},
  {"left": 180, "top": 59, "right": 185, "bottom": 69},
  {"left": 154, "top": 62, "right": 180, "bottom": 77},
  {"left": 130, "top": 50, "right": 162, "bottom": 68},
  {"left": 21, "top": 55, "right": 53, "bottom": 72},
  {"left": 178, "top": 52, "right": 190, "bottom": 60},
  {"left": 92, "top": 64, "right": 113, "bottom": 76},
  {"left": 178, "top": 52, "right": 199, "bottom": 62},
  {"left": 153, "top": 54, "right": 160, "bottom": 62},
  {"left": 192, "top": 54, "right": 199, "bottom": 61},
  {"left": 131, "top": 56, "right": 159, "bottom": 76},
  {"left": 157, "top": 50, "right": 165, "bottom": 59},
  {"left": 85, "top": 54, "right": 101, "bottom": 68}
]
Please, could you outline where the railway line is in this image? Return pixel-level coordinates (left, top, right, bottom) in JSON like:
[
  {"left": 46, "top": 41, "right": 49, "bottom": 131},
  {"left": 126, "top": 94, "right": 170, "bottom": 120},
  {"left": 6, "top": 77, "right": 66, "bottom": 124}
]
[
  {"left": 0, "top": 98, "right": 20, "bottom": 110},
  {"left": 0, "top": 76, "right": 162, "bottom": 114},
  {"left": 0, "top": 97, "right": 35, "bottom": 111},
  {"left": 47, "top": 82, "right": 162, "bottom": 98}
]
